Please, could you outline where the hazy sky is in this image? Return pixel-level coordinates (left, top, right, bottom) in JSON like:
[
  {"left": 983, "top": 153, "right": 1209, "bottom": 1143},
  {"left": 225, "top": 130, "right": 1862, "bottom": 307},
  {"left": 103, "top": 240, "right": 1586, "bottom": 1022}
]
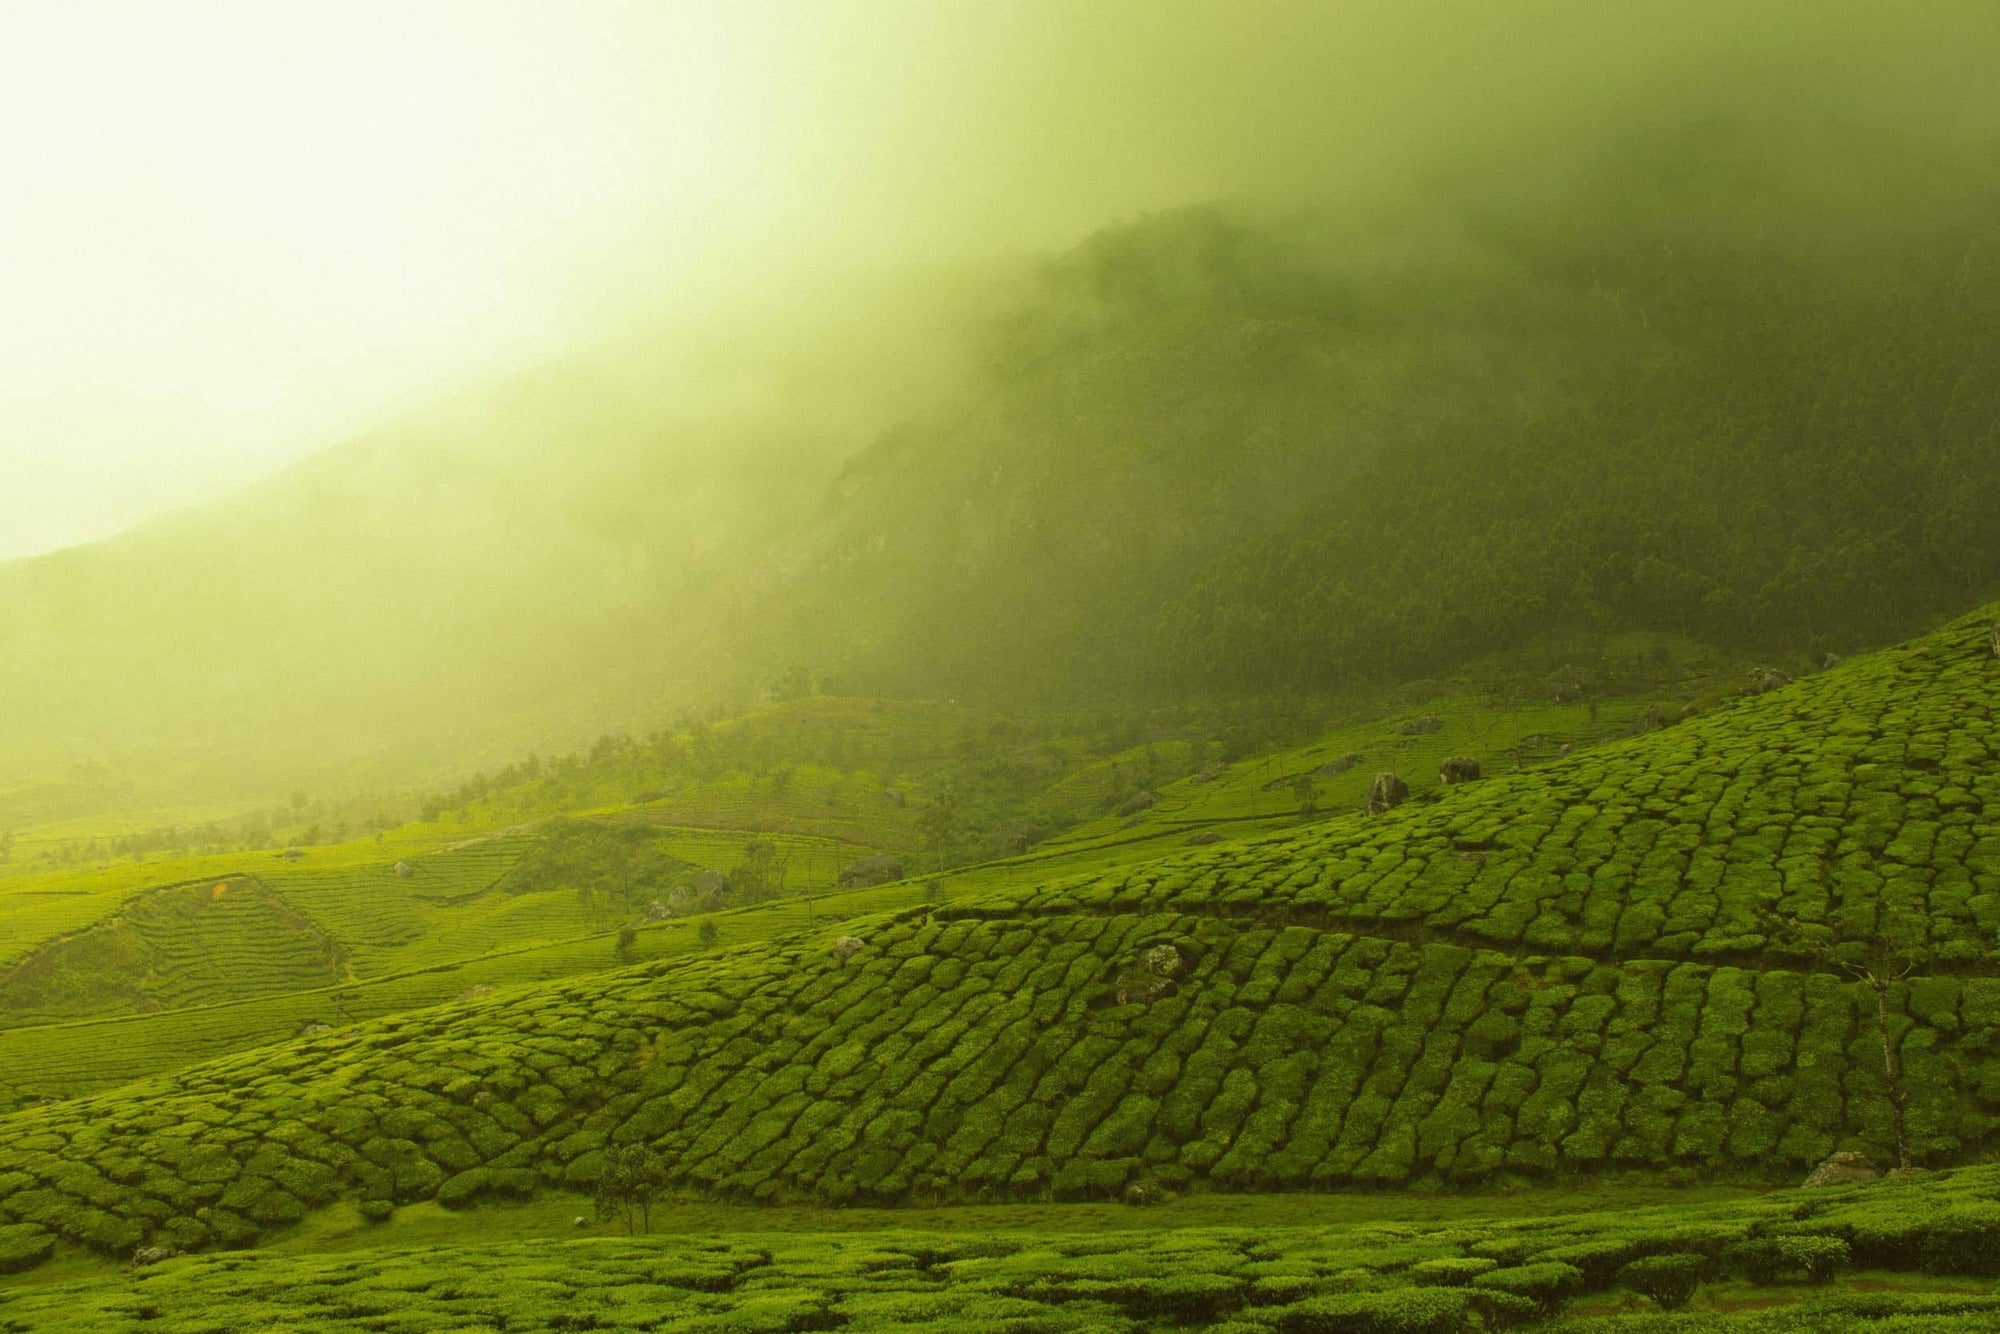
[{"left": 3, "top": 2, "right": 1993, "bottom": 560}]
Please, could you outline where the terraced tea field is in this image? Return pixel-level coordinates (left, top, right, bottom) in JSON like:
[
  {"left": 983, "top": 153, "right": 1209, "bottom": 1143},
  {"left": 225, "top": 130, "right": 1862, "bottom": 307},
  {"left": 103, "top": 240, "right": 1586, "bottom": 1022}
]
[
  {"left": 2, "top": 609, "right": 1988, "bottom": 1334},
  {"left": 0, "top": 635, "right": 1724, "bottom": 1120},
  {"left": 0, "top": 876, "right": 343, "bottom": 1025},
  {"left": 0, "top": 609, "right": 1995, "bottom": 1274},
  {"left": 0, "top": 876, "right": 962, "bottom": 1112}
]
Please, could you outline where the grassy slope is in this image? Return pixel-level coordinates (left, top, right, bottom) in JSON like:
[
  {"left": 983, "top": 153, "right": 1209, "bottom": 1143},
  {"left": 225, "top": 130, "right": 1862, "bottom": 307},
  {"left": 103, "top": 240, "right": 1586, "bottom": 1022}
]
[{"left": 0, "top": 608, "right": 1996, "bottom": 1279}]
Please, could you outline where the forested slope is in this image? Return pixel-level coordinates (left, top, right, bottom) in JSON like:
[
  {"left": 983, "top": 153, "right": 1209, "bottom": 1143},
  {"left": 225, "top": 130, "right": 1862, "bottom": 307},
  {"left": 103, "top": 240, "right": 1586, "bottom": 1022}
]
[
  {"left": 765, "top": 127, "right": 2000, "bottom": 699},
  {"left": 2, "top": 603, "right": 1998, "bottom": 1268},
  {"left": 4, "top": 121, "right": 2000, "bottom": 797}
]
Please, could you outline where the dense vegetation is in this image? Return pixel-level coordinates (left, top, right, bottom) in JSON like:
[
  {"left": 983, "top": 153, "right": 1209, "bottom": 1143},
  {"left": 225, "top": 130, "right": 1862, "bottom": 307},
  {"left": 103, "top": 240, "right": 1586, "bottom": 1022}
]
[
  {"left": 773, "top": 137, "right": 2000, "bottom": 701},
  {"left": 7, "top": 120, "right": 2000, "bottom": 1331},
  {"left": 6, "top": 1165, "right": 2000, "bottom": 1330},
  {"left": 0, "top": 629, "right": 1722, "bottom": 1114},
  {"left": 3, "top": 607, "right": 1997, "bottom": 1277}
]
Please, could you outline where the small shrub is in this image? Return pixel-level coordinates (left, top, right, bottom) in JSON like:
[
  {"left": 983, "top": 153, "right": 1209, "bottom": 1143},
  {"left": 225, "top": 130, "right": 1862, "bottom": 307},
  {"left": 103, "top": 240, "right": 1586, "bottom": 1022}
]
[
  {"left": 0, "top": 1223, "right": 54, "bottom": 1274},
  {"left": 1109, "top": 1271, "right": 1244, "bottom": 1323},
  {"left": 359, "top": 1199, "right": 395, "bottom": 1223},
  {"left": 1923, "top": 1203, "right": 2000, "bottom": 1276},
  {"left": 1407, "top": 1257, "right": 1497, "bottom": 1286},
  {"left": 1532, "top": 1237, "right": 1643, "bottom": 1288},
  {"left": 1776, "top": 1234, "right": 1850, "bottom": 1283},
  {"left": 1275, "top": 1286, "right": 1468, "bottom": 1334},
  {"left": 1619, "top": 1252, "right": 1707, "bottom": 1310},
  {"left": 1471, "top": 1262, "right": 1583, "bottom": 1318},
  {"left": 436, "top": 1168, "right": 489, "bottom": 1210},
  {"left": 1725, "top": 1238, "right": 1783, "bottom": 1285},
  {"left": 1250, "top": 1275, "right": 1323, "bottom": 1305},
  {"left": 1463, "top": 1288, "right": 1538, "bottom": 1330},
  {"left": 1847, "top": 1204, "right": 1927, "bottom": 1271}
]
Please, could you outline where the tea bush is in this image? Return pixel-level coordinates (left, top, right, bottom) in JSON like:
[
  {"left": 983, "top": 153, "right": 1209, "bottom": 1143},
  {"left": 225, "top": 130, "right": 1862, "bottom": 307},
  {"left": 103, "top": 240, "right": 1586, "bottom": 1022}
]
[{"left": 1, "top": 1206, "right": 1996, "bottom": 1332}]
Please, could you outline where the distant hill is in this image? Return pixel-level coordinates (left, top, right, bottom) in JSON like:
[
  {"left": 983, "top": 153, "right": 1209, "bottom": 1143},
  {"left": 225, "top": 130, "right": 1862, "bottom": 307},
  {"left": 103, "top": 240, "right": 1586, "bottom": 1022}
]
[
  {"left": 2, "top": 118, "right": 1998, "bottom": 799},
  {"left": 3, "top": 600, "right": 1997, "bottom": 1266},
  {"left": 760, "top": 126, "right": 2000, "bottom": 701},
  {"left": 0, "top": 359, "right": 847, "bottom": 796}
]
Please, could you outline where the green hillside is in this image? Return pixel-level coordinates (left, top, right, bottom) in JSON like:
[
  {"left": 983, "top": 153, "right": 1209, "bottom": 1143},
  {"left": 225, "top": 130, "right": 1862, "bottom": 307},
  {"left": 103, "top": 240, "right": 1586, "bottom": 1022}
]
[
  {"left": 1, "top": 605, "right": 1996, "bottom": 1280},
  {"left": 0, "top": 629, "right": 1729, "bottom": 1113},
  {"left": 0, "top": 875, "right": 341, "bottom": 1025},
  {"left": 9, "top": 9, "right": 2000, "bottom": 1330}
]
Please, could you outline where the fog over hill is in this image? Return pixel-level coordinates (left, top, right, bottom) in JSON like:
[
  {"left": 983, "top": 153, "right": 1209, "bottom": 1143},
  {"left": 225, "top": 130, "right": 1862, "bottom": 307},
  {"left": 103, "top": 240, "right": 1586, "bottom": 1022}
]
[{"left": 2, "top": 4, "right": 1998, "bottom": 807}]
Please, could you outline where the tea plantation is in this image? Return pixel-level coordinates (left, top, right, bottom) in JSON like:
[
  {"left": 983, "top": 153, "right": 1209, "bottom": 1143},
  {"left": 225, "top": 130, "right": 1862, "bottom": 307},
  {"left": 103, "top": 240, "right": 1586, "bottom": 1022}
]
[
  {"left": 0, "top": 609, "right": 1997, "bottom": 1271},
  {"left": 0, "top": 864, "right": 939, "bottom": 1113},
  {"left": 998, "top": 606, "right": 2000, "bottom": 971},
  {"left": 0, "top": 876, "right": 342, "bottom": 1025},
  {"left": 0, "top": 629, "right": 1715, "bottom": 1115},
  {"left": 4, "top": 1164, "right": 2000, "bottom": 1330}
]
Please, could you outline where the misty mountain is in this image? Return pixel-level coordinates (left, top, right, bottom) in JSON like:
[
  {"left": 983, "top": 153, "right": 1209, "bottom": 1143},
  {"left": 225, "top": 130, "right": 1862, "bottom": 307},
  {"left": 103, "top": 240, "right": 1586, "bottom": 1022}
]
[
  {"left": 758, "top": 121, "right": 2000, "bottom": 699},
  {"left": 3, "top": 117, "right": 1998, "bottom": 798},
  {"left": 0, "top": 364, "right": 840, "bottom": 794}
]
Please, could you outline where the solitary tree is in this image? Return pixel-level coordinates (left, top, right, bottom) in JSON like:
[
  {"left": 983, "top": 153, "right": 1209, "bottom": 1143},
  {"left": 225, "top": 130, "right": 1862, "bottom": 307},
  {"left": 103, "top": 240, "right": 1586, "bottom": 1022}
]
[
  {"left": 770, "top": 665, "right": 815, "bottom": 702},
  {"left": 1291, "top": 773, "right": 1319, "bottom": 819},
  {"left": 1779, "top": 916, "right": 1923, "bottom": 1170},
  {"left": 1838, "top": 936, "right": 1922, "bottom": 1171},
  {"left": 595, "top": 1144, "right": 669, "bottom": 1234},
  {"left": 918, "top": 790, "right": 960, "bottom": 871}
]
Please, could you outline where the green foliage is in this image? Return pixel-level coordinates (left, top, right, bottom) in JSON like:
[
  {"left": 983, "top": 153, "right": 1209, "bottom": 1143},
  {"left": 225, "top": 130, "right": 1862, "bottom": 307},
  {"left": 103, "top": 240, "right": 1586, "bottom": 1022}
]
[
  {"left": 498, "top": 821, "right": 700, "bottom": 916},
  {"left": 1407, "top": 1256, "right": 1496, "bottom": 1287},
  {"left": 795, "top": 185, "right": 2000, "bottom": 705},
  {"left": 1275, "top": 1288, "right": 1469, "bottom": 1334},
  {"left": 0, "top": 603, "right": 1999, "bottom": 1334},
  {"left": 1471, "top": 1261, "right": 1583, "bottom": 1318},
  {"left": 0, "top": 1222, "right": 52, "bottom": 1274},
  {"left": 0, "top": 877, "right": 344, "bottom": 1023},
  {"left": 594, "top": 1145, "right": 669, "bottom": 1235},
  {"left": 1618, "top": 1252, "right": 1707, "bottom": 1309},
  {"left": 0, "top": 1173, "right": 1995, "bottom": 1328},
  {"left": 1773, "top": 1234, "right": 1849, "bottom": 1284}
]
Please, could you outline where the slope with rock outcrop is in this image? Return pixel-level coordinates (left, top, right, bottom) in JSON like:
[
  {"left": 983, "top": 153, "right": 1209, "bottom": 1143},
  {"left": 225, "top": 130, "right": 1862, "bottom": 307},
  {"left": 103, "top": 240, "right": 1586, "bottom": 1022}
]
[{"left": 2, "top": 606, "right": 1999, "bottom": 1268}]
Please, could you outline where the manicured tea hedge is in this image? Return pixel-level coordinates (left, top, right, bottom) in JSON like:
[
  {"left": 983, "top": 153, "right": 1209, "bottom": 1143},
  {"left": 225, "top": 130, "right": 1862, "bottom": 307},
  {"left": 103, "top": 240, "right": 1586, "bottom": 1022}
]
[
  {"left": 5, "top": 1168, "right": 2000, "bottom": 1331},
  {"left": 0, "top": 903, "right": 1995, "bottom": 1263},
  {"left": 995, "top": 608, "right": 2000, "bottom": 970}
]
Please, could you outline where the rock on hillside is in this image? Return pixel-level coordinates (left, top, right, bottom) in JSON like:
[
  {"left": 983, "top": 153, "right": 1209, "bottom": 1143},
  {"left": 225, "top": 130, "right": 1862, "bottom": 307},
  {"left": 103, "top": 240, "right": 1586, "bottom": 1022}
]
[{"left": 4, "top": 606, "right": 2000, "bottom": 1265}]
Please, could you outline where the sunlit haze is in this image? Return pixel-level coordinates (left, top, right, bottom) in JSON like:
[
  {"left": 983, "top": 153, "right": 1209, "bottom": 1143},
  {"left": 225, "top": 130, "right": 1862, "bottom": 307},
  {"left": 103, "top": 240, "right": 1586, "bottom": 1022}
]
[{"left": 11, "top": 2, "right": 1986, "bottom": 558}]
